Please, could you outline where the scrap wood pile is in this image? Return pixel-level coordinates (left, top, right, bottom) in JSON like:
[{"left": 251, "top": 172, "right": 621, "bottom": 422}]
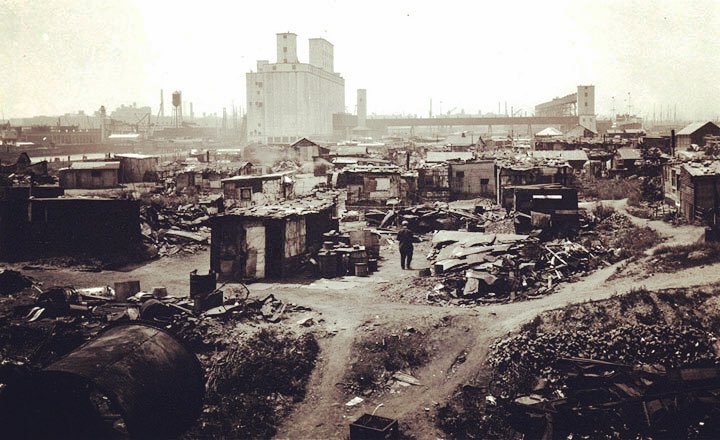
[
  {"left": 364, "top": 202, "right": 509, "bottom": 234},
  {"left": 140, "top": 202, "right": 212, "bottom": 258},
  {"left": 425, "top": 210, "right": 650, "bottom": 304},
  {"left": 483, "top": 324, "right": 720, "bottom": 438},
  {"left": 426, "top": 231, "right": 615, "bottom": 303}
]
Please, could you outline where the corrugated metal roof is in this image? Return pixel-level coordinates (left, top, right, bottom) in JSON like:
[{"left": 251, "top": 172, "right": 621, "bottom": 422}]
[
  {"left": 426, "top": 151, "right": 475, "bottom": 163},
  {"left": 108, "top": 133, "right": 140, "bottom": 139},
  {"left": 677, "top": 121, "right": 719, "bottom": 136},
  {"left": 535, "top": 127, "right": 563, "bottom": 137},
  {"left": 531, "top": 150, "right": 589, "bottom": 162},
  {"left": 221, "top": 171, "right": 292, "bottom": 182},
  {"left": 682, "top": 160, "right": 720, "bottom": 177},
  {"left": 616, "top": 148, "right": 641, "bottom": 160},
  {"left": 60, "top": 161, "right": 120, "bottom": 171}
]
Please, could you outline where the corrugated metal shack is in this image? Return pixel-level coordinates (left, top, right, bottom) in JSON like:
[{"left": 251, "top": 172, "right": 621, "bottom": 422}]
[
  {"left": 209, "top": 198, "right": 336, "bottom": 280},
  {"left": 115, "top": 153, "right": 159, "bottom": 183},
  {"left": 417, "top": 164, "right": 449, "bottom": 203},
  {"left": 511, "top": 184, "right": 579, "bottom": 234},
  {"left": 336, "top": 165, "right": 407, "bottom": 207},
  {"left": 679, "top": 161, "right": 720, "bottom": 224},
  {"left": 449, "top": 160, "right": 495, "bottom": 200},
  {"left": 221, "top": 172, "right": 295, "bottom": 207},
  {"left": 495, "top": 158, "right": 571, "bottom": 207},
  {"left": 0, "top": 198, "right": 140, "bottom": 261},
  {"left": 58, "top": 161, "right": 120, "bottom": 189},
  {"left": 176, "top": 169, "right": 233, "bottom": 194}
]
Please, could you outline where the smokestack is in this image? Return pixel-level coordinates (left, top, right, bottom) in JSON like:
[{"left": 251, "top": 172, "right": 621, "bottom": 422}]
[
  {"left": 357, "top": 89, "right": 367, "bottom": 128},
  {"left": 671, "top": 129, "right": 676, "bottom": 157},
  {"left": 190, "top": 102, "right": 194, "bottom": 120}
]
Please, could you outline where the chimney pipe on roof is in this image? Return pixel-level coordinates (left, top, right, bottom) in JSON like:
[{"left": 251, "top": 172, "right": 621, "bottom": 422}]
[{"left": 671, "top": 129, "right": 676, "bottom": 157}]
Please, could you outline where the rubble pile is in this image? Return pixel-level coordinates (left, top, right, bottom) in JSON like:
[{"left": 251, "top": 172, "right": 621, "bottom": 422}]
[
  {"left": 479, "top": 323, "right": 720, "bottom": 439},
  {"left": 364, "top": 202, "right": 506, "bottom": 234},
  {"left": 426, "top": 210, "right": 654, "bottom": 304},
  {"left": 508, "top": 357, "right": 720, "bottom": 439},
  {"left": 0, "top": 270, "right": 33, "bottom": 295},
  {"left": 427, "top": 232, "right": 614, "bottom": 303},
  {"left": 189, "top": 328, "right": 320, "bottom": 439},
  {"left": 488, "top": 323, "right": 718, "bottom": 399},
  {"left": 140, "top": 203, "right": 211, "bottom": 258}
]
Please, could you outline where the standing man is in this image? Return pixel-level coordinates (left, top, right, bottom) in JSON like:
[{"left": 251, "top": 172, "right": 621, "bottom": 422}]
[{"left": 397, "top": 220, "right": 414, "bottom": 270}]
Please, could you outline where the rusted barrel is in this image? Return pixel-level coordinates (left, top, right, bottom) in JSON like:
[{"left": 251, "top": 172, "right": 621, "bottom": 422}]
[{"left": 0, "top": 323, "right": 204, "bottom": 439}]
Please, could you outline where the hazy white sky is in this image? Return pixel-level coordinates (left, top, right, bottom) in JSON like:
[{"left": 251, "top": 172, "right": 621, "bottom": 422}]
[{"left": 2, "top": 0, "right": 719, "bottom": 120}]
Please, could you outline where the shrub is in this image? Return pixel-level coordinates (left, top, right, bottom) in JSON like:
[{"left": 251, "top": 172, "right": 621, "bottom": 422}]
[{"left": 592, "top": 203, "right": 616, "bottom": 221}]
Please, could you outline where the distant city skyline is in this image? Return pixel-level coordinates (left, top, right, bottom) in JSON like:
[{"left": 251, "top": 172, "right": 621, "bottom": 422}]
[{"left": 2, "top": 0, "right": 719, "bottom": 121}]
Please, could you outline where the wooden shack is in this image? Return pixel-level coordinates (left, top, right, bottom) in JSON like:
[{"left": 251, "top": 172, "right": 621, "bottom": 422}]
[{"left": 209, "top": 199, "right": 336, "bottom": 280}]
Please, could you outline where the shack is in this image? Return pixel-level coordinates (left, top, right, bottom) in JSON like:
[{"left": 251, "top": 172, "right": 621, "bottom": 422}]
[
  {"left": 676, "top": 121, "right": 720, "bottom": 151},
  {"left": 511, "top": 184, "right": 579, "bottom": 234},
  {"left": 417, "top": 164, "right": 449, "bottom": 202},
  {"left": 336, "top": 165, "right": 407, "bottom": 207},
  {"left": 448, "top": 160, "right": 495, "bottom": 200},
  {"left": 611, "top": 148, "right": 642, "bottom": 174},
  {"left": 115, "top": 153, "right": 159, "bottom": 183},
  {"left": 678, "top": 161, "right": 720, "bottom": 225},
  {"left": 291, "top": 137, "right": 329, "bottom": 162},
  {"left": 209, "top": 198, "right": 336, "bottom": 280},
  {"left": 222, "top": 172, "right": 294, "bottom": 207},
  {"left": 0, "top": 198, "right": 140, "bottom": 261},
  {"left": 495, "top": 159, "right": 571, "bottom": 207},
  {"left": 662, "top": 161, "right": 682, "bottom": 207},
  {"left": 0, "top": 152, "right": 48, "bottom": 177},
  {"left": 58, "top": 161, "right": 120, "bottom": 189}
]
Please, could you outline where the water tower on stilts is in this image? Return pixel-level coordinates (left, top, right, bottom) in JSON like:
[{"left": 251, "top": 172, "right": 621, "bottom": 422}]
[{"left": 172, "top": 91, "right": 183, "bottom": 128}]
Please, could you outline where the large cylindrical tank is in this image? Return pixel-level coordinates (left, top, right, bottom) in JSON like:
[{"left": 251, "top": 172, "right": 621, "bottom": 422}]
[{"left": 0, "top": 323, "right": 204, "bottom": 439}]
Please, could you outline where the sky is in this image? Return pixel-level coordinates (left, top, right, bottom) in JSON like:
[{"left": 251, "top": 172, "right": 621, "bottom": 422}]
[{"left": 2, "top": 0, "right": 719, "bottom": 121}]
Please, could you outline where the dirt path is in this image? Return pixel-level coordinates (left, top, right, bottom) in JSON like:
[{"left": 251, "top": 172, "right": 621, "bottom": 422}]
[{"left": 273, "top": 208, "right": 720, "bottom": 439}]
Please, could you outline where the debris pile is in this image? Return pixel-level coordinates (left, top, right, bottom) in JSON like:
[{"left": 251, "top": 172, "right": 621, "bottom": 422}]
[
  {"left": 0, "top": 273, "right": 319, "bottom": 439},
  {"left": 488, "top": 323, "right": 718, "bottom": 399},
  {"left": 364, "top": 202, "right": 506, "bottom": 234},
  {"left": 509, "top": 357, "right": 720, "bottom": 439},
  {"left": 0, "top": 270, "right": 33, "bottom": 295},
  {"left": 140, "top": 202, "right": 211, "bottom": 258},
  {"left": 426, "top": 231, "right": 615, "bottom": 303},
  {"left": 426, "top": 210, "right": 656, "bottom": 304}
]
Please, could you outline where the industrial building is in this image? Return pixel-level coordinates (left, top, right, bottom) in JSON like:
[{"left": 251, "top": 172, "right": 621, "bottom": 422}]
[
  {"left": 246, "top": 33, "right": 345, "bottom": 144},
  {"left": 534, "top": 85, "right": 596, "bottom": 133}
]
